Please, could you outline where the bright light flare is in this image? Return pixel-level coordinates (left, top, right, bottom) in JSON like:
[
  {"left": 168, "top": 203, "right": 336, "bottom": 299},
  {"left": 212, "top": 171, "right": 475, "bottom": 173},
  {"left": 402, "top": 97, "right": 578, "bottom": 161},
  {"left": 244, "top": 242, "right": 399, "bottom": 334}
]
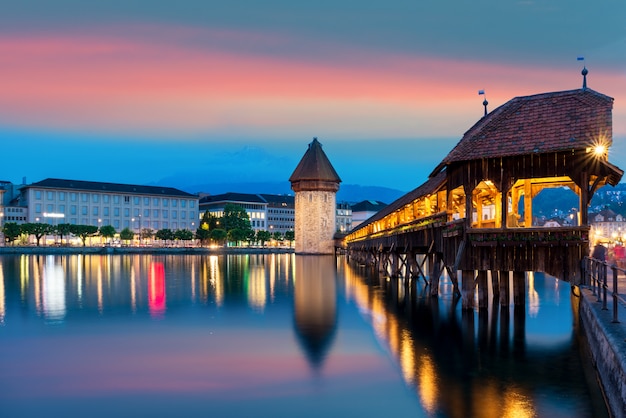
[{"left": 594, "top": 144, "right": 607, "bottom": 156}]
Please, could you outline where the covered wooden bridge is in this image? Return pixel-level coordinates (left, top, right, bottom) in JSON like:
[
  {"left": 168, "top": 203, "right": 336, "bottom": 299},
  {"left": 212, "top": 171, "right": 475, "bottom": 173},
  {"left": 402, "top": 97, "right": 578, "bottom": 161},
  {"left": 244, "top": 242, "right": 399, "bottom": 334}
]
[{"left": 344, "top": 82, "right": 623, "bottom": 308}]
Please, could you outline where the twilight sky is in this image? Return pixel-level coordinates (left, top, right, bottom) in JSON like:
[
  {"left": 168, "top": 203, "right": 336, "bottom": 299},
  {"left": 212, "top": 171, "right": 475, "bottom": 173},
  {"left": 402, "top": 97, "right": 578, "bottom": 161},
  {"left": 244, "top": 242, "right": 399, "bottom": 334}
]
[{"left": 1, "top": 1, "right": 625, "bottom": 195}]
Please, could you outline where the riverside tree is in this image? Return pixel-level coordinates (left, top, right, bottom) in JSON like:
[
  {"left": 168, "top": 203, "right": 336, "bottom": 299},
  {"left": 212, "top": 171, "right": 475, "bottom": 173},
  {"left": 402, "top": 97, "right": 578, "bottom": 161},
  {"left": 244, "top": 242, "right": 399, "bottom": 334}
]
[
  {"left": 22, "top": 222, "right": 52, "bottom": 246},
  {"left": 56, "top": 223, "right": 72, "bottom": 246},
  {"left": 70, "top": 224, "right": 99, "bottom": 246},
  {"left": 99, "top": 225, "right": 116, "bottom": 244},
  {"left": 119, "top": 227, "right": 135, "bottom": 245},
  {"left": 2, "top": 222, "right": 21, "bottom": 245}
]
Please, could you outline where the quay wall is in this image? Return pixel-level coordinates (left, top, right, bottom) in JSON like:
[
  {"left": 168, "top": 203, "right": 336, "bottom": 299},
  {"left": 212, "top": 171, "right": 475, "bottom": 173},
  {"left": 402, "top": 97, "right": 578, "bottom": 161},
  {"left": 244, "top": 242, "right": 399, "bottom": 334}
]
[
  {"left": 579, "top": 288, "right": 626, "bottom": 418},
  {"left": 0, "top": 246, "right": 294, "bottom": 256}
]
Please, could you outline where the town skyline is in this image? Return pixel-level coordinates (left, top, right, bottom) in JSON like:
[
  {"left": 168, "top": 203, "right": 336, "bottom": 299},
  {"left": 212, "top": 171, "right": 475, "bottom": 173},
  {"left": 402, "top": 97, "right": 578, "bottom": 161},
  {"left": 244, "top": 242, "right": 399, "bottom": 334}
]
[{"left": 1, "top": 1, "right": 624, "bottom": 193}]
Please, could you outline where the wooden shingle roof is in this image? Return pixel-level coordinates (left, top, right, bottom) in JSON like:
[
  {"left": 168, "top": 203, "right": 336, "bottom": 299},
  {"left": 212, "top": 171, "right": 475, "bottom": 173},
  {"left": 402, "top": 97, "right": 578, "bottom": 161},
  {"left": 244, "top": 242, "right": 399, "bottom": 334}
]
[
  {"left": 441, "top": 88, "right": 613, "bottom": 165},
  {"left": 289, "top": 138, "right": 341, "bottom": 184}
]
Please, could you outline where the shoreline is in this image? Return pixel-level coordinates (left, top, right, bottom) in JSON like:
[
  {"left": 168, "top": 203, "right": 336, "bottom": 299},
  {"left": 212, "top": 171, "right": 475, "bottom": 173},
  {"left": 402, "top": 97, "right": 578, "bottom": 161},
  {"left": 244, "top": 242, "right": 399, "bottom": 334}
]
[{"left": 0, "top": 246, "right": 295, "bottom": 255}]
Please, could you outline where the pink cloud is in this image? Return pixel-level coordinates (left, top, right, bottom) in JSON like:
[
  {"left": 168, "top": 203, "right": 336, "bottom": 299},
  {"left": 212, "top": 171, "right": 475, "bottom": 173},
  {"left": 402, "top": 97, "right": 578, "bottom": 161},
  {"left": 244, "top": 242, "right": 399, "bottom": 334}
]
[{"left": 0, "top": 24, "right": 623, "bottom": 138}]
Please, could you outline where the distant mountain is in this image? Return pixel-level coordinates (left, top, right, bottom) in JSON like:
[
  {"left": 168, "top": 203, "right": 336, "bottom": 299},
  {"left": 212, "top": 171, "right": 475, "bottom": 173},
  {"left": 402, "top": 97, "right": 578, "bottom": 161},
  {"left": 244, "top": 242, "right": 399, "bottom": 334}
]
[{"left": 154, "top": 178, "right": 405, "bottom": 205}]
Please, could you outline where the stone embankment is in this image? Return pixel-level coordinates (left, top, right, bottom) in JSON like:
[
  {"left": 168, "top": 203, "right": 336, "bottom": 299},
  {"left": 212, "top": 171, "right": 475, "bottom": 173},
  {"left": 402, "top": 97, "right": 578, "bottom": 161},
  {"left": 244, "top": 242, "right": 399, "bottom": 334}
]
[{"left": 579, "top": 288, "right": 626, "bottom": 418}]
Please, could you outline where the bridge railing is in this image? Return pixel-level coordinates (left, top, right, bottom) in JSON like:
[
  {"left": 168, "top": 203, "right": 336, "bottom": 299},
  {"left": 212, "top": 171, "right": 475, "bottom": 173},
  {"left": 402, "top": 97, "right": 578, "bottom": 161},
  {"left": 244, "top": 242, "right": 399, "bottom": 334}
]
[{"left": 583, "top": 256, "right": 623, "bottom": 323}]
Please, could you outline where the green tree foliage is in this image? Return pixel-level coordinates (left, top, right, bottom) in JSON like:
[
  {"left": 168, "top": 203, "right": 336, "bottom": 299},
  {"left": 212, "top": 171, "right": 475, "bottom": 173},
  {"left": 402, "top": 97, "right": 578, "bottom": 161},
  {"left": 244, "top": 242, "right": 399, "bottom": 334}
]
[
  {"left": 70, "top": 224, "right": 99, "bottom": 246},
  {"left": 99, "top": 225, "right": 116, "bottom": 244},
  {"left": 284, "top": 230, "right": 295, "bottom": 246},
  {"left": 2, "top": 222, "right": 21, "bottom": 245},
  {"left": 55, "top": 223, "right": 72, "bottom": 246},
  {"left": 174, "top": 229, "right": 194, "bottom": 243},
  {"left": 256, "top": 230, "right": 271, "bottom": 246},
  {"left": 210, "top": 228, "right": 227, "bottom": 245},
  {"left": 119, "top": 227, "right": 135, "bottom": 244},
  {"left": 140, "top": 228, "right": 154, "bottom": 242},
  {"left": 272, "top": 231, "right": 283, "bottom": 242},
  {"left": 22, "top": 223, "right": 52, "bottom": 246},
  {"left": 222, "top": 204, "right": 252, "bottom": 231},
  {"left": 227, "top": 228, "right": 247, "bottom": 246},
  {"left": 155, "top": 228, "right": 175, "bottom": 245}
]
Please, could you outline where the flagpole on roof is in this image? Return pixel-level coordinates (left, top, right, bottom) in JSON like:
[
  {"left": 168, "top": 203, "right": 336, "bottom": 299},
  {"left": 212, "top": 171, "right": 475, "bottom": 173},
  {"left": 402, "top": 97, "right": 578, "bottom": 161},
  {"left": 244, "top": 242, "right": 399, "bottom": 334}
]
[
  {"left": 478, "top": 89, "right": 488, "bottom": 116},
  {"left": 577, "top": 56, "right": 587, "bottom": 90}
]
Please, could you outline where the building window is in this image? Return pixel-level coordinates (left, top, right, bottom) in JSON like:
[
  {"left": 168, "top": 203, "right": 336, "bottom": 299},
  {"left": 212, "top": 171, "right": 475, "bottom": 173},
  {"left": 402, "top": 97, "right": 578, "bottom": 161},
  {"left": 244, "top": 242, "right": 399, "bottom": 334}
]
[
  {"left": 172, "top": 210, "right": 177, "bottom": 219},
  {"left": 133, "top": 208, "right": 139, "bottom": 217},
  {"left": 114, "top": 195, "right": 120, "bottom": 204},
  {"left": 59, "top": 205, "right": 65, "bottom": 213},
  {"left": 104, "top": 207, "right": 109, "bottom": 216},
  {"left": 82, "top": 206, "right": 88, "bottom": 215},
  {"left": 162, "top": 210, "right": 168, "bottom": 218},
  {"left": 59, "top": 192, "right": 65, "bottom": 201},
  {"left": 114, "top": 220, "right": 120, "bottom": 228},
  {"left": 92, "top": 194, "right": 99, "bottom": 203},
  {"left": 71, "top": 205, "right": 77, "bottom": 215},
  {"left": 81, "top": 193, "right": 88, "bottom": 202},
  {"left": 70, "top": 193, "right": 77, "bottom": 202},
  {"left": 114, "top": 208, "right": 120, "bottom": 216},
  {"left": 181, "top": 200, "right": 187, "bottom": 208},
  {"left": 35, "top": 203, "right": 41, "bottom": 213},
  {"left": 144, "top": 197, "right": 149, "bottom": 205},
  {"left": 46, "top": 204, "right": 54, "bottom": 212},
  {"left": 153, "top": 198, "right": 159, "bottom": 206},
  {"left": 93, "top": 207, "right": 99, "bottom": 216},
  {"left": 133, "top": 197, "right": 140, "bottom": 205},
  {"left": 163, "top": 221, "right": 168, "bottom": 228},
  {"left": 143, "top": 209, "right": 149, "bottom": 217},
  {"left": 172, "top": 199, "right": 178, "bottom": 207},
  {"left": 153, "top": 209, "right": 159, "bottom": 217},
  {"left": 181, "top": 211, "right": 186, "bottom": 219},
  {"left": 103, "top": 195, "right": 109, "bottom": 203},
  {"left": 47, "top": 191, "right": 54, "bottom": 200},
  {"left": 163, "top": 199, "right": 168, "bottom": 207},
  {"left": 35, "top": 191, "right": 42, "bottom": 200}
]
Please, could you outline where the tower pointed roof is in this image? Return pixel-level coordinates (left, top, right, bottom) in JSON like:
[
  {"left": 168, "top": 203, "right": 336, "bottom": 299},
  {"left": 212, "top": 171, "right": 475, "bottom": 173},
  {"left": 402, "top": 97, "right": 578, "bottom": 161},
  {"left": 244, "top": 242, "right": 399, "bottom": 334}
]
[{"left": 289, "top": 138, "right": 341, "bottom": 191}]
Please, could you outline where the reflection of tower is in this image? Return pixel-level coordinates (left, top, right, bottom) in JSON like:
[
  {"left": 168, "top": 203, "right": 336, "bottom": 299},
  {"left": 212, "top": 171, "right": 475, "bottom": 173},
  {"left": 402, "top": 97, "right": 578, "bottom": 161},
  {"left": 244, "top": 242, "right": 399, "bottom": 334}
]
[
  {"left": 293, "top": 256, "right": 337, "bottom": 370},
  {"left": 289, "top": 138, "right": 341, "bottom": 254}
]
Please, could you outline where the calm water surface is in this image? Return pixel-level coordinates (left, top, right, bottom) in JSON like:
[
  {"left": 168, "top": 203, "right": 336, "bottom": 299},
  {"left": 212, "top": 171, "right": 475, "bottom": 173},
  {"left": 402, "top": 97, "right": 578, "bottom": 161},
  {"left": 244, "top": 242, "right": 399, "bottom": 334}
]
[{"left": 0, "top": 254, "right": 607, "bottom": 417}]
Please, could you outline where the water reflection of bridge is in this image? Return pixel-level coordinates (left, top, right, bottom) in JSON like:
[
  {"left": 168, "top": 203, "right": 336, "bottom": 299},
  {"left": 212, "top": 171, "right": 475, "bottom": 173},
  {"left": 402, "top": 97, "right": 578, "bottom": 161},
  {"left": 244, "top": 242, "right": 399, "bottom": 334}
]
[
  {"left": 343, "top": 84, "right": 623, "bottom": 309},
  {"left": 340, "top": 260, "right": 599, "bottom": 417}
]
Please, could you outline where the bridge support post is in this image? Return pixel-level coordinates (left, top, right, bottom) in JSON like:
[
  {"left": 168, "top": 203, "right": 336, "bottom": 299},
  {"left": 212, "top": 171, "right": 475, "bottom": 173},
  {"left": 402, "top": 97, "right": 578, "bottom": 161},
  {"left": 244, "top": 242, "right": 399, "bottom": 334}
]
[
  {"left": 513, "top": 271, "right": 525, "bottom": 307},
  {"left": 429, "top": 254, "right": 442, "bottom": 296},
  {"left": 491, "top": 270, "right": 500, "bottom": 299},
  {"left": 477, "top": 270, "right": 488, "bottom": 308},
  {"left": 462, "top": 270, "right": 475, "bottom": 309},
  {"left": 499, "top": 271, "right": 510, "bottom": 306}
]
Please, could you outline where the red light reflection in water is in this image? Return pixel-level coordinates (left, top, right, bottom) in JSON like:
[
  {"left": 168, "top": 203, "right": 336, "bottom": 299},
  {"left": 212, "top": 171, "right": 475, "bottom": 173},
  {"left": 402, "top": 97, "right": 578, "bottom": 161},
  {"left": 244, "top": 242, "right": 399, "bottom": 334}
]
[{"left": 148, "top": 262, "right": 166, "bottom": 319}]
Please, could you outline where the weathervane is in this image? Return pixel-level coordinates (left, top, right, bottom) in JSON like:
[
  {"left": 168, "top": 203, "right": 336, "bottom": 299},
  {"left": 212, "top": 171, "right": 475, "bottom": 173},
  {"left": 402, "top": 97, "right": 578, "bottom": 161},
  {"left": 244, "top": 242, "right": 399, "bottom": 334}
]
[
  {"left": 478, "top": 89, "right": 488, "bottom": 116},
  {"left": 577, "top": 56, "right": 587, "bottom": 90}
]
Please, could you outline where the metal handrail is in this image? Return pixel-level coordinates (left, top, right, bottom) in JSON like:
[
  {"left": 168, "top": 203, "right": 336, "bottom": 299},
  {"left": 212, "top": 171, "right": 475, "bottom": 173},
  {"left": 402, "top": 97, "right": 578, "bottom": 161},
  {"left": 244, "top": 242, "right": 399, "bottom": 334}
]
[{"left": 583, "top": 256, "right": 622, "bottom": 323}]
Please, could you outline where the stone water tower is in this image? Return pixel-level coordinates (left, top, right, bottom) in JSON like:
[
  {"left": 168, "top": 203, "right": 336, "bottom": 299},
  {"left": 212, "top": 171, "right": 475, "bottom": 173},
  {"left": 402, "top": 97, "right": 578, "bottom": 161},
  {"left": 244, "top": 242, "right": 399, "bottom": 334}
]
[{"left": 289, "top": 138, "right": 341, "bottom": 254}]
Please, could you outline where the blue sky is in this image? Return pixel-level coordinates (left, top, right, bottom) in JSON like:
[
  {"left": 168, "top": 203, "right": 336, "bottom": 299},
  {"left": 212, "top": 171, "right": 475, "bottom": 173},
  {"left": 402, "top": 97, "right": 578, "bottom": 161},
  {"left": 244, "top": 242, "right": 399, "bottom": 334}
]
[{"left": 0, "top": 1, "right": 624, "bottom": 194}]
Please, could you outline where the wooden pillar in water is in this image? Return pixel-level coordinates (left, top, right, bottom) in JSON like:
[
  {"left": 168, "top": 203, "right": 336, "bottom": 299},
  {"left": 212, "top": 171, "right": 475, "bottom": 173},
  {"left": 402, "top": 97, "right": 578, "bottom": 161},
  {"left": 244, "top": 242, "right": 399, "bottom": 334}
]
[
  {"left": 513, "top": 271, "right": 526, "bottom": 306},
  {"left": 477, "top": 270, "right": 488, "bottom": 308},
  {"left": 462, "top": 270, "right": 475, "bottom": 309},
  {"left": 430, "top": 254, "right": 441, "bottom": 297},
  {"left": 491, "top": 270, "right": 500, "bottom": 299},
  {"left": 499, "top": 271, "right": 510, "bottom": 306}
]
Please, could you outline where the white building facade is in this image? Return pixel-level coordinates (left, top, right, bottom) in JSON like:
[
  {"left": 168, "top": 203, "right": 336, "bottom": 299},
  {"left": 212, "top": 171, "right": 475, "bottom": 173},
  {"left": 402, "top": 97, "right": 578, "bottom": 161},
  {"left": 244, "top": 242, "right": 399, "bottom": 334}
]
[{"left": 22, "top": 178, "right": 198, "bottom": 232}]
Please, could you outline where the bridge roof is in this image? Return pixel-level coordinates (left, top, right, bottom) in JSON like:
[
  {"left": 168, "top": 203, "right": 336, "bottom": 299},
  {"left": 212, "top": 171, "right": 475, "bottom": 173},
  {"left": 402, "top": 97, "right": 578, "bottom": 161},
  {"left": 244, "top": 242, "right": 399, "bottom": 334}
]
[
  {"left": 352, "top": 171, "right": 446, "bottom": 231},
  {"left": 439, "top": 88, "right": 613, "bottom": 166},
  {"left": 289, "top": 138, "right": 341, "bottom": 184}
]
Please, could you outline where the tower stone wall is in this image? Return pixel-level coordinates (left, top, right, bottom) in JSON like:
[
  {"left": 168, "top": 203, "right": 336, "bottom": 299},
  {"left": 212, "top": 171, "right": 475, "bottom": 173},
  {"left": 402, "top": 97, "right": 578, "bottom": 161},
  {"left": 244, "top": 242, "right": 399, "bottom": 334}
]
[{"left": 294, "top": 190, "right": 337, "bottom": 254}]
